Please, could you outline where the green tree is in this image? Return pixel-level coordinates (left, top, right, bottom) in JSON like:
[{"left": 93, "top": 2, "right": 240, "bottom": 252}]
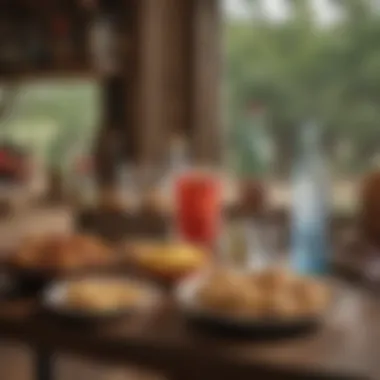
[
  {"left": 226, "top": 0, "right": 380, "bottom": 176},
  {"left": 0, "top": 82, "right": 99, "bottom": 169}
]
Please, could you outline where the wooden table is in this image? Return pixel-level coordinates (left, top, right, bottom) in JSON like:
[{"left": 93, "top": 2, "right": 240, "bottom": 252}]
[
  {"left": 0, "top": 206, "right": 372, "bottom": 379},
  {"left": 0, "top": 281, "right": 378, "bottom": 380}
]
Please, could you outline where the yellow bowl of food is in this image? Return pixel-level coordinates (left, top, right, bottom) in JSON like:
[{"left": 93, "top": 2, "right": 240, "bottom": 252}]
[{"left": 129, "top": 241, "right": 209, "bottom": 282}]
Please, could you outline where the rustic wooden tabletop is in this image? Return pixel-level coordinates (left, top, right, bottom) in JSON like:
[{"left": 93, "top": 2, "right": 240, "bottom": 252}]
[
  {"left": 0, "top": 205, "right": 376, "bottom": 380},
  {"left": 0, "top": 281, "right": 376, "bottom": 380}
]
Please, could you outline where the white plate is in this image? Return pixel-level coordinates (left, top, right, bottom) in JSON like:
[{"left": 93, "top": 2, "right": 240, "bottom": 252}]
[
  {"left": 175, "top": 272, "right": 325, "bottom": 335},
  {"left": 43, "top": 276, "right": 161, "bottom": 321}
]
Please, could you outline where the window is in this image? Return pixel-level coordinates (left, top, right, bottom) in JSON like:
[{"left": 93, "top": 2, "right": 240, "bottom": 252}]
[
  {"left": 223, "top": 0, "right": 380, "bottom": 213},
  {"left": 0, "top": 80, "right": 100, "bottom": 194}
]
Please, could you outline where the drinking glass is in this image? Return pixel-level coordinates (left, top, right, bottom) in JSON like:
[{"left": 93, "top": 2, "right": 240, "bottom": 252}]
[
  {"left": 174, "top": 171, "right": 222, "bottom": 249},
  {"left": 223, "top": 217, "right": 283, "bottom": 270}
]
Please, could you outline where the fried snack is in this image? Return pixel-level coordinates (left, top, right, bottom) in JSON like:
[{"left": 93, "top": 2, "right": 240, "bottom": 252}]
[
  {"left": 262, "top": 289, "right": 301, "bottom": 318},
  {"left": 194, "top": 267, "right": 330, "bottom": 320},
  {"left": 233, "top": 281, "right": 299, "bottom": 319},
  {"left": 13, "top": 234, "right": 111, "bottom": 271},
  {"left": 65, "top": 279, "right": 146, "bottom": 312},
  {"left": 233, "top": 284, "right": 263, "bottom": 318},
  {"left": 290, "top": 278, "right": 330, "bottom": 315},
  {"left": 12, "top": 235, "right": 47, "bottom": 267},
  {"left": 63, "top": 235, "right": 111, "bottom": 266},
  {"left": 196, "top": 270, "right": 244, "bottom": 313},
  {"left": 133, "top": 242, "right": 207, "bottom": 277},
  {"left": 252, "top": 267, "right": 295, "bottom": 293}
]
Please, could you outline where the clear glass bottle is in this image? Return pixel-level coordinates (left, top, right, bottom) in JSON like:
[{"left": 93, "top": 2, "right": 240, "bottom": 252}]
[
  {"left": 162, "top": 134, "right": 189, "bottom": 206},
  {"left": 291, "top": 121, "right": 330, "bottom": 275}
]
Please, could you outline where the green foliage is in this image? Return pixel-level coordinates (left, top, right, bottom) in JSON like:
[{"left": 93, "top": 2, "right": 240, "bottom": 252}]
[
  {"left": 226, "top": 0, "right": 380, "bottom": 175},
  {"left": 1, "top": 1, "right": 380, "bottom": 177},
  {"left": 0, "top": 81, "right": 99, "bottom": 170}
]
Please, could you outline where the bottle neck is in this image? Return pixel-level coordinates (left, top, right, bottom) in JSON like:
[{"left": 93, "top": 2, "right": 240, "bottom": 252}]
[
  {"left": 298, "top": 124, "right": 322, "bottom": 158},
  {"left": 169, "top": 136, "right": 188, "bottom": 171}
]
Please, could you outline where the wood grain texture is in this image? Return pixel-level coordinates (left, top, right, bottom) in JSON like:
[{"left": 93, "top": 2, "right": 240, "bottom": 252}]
[
  {"left": 0, "top": 283, "right": 376, "bottom": 380},
  {"left": 0, "top": 343, "right": 161, "bottom": 380},
  {"left": 160, "top": 0, "right": 192, "bottom": 140},
  {"left": 132, "top": 0, "right": 223, "bottom": 166},
  {"left": 134, "top": 0, "right": 167, "bottom": 165},
  {"left": 189, "top": 0, "right": 223, "bottom": 164}
]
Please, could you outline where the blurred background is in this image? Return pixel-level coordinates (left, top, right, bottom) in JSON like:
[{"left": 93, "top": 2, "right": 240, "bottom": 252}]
[
  {"left": 0, "top": 1, "right": 378, "bottom": 379},
  {"left": 1, "top": 0, "right": 379, "bottom": 215},
  {"left": 225, "top": 0, "right": 379, "bottom": 212}
]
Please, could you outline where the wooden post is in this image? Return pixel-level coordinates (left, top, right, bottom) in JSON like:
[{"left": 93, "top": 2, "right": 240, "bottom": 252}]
[
  {"left": 133, "top": 0, "right": 194, "bottom": 167},
  {"left": 94, "top": 0, "right": 138, "bottom": 188},
  {"left": 95, "top": 0, "right": 223, "bottom": 182},
  {"left": 189, "top": 0, "right": 223, "bottom": 165},
  {"left": 94, "top": 76, "right": 124, "bottom": 189},
  {"left": 120, "top": 0, "right": 139, "bottom": 163},
  {"left": 84, "top": 0, "right": 223, "bottom": 239},
  {"left": 134, "top": 0, "right": 167, "bottom": 166},
  {"left": 160, "top": 0, "right": 192, "bottom": 141}
]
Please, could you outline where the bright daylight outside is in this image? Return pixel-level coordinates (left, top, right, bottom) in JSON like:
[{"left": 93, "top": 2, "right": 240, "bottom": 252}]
[
  {"left": 1, "top": 0, "right": 379, "bottom": 214},
  {"left": 0, "top": 2, "right": 380, "bottom": 380},
  {"left": 224, "top": 0, "right": 380, "bottom": 212}
]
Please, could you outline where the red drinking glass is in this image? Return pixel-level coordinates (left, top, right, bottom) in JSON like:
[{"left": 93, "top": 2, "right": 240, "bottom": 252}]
[{"left": 175, "top": 172, "right": 222, "bottom": 247}]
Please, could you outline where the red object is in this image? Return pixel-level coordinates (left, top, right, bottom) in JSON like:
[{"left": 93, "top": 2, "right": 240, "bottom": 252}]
[{"left": 175, "top": 172, "right": 222, "bottom": 247}]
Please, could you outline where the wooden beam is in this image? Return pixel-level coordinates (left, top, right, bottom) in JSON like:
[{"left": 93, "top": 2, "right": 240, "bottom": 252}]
[
  {"left": 134, "top": 0, "right": 167, "bottom": 166},
  {"left": 160, "top": 0, "right": 192, "bottom": 140},
  {"left": 189, "top": 0, "right": 223, "bottom": 164},
  {"left": 94, "top": 0, "right": 138, "bottom": 188},
  {"left": 134, "top": 0, "right": 195, "bottom": 166},
  {"left": 94, "top": 76, "right": 124, "bottom": 188},
  {"left": 120, "top": 0, "right": 139, "bottom": 163},
  {"left": 126, "top": 0, "right": 222, "bottom": 167}
]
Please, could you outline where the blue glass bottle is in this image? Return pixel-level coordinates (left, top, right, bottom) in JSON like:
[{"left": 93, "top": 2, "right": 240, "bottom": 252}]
[{"left": 291, "top": 122, "right": 330, "bottom": 276}]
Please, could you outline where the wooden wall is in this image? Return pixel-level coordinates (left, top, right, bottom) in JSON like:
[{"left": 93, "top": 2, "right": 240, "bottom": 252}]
[
  {"left": 95, "top": 0, "right": 222, "bottom": 186},
  {"left": 190, "top": 0, "right": 223, "bottom": 164}
]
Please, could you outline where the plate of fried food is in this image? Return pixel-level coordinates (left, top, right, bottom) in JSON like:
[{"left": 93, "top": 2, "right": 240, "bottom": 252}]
[
  {"left": 8, "top": 234, "right": 114, "bottom": 280},
  {"left": 124, "top": 240, "right": 209, "bottom": 284},
  {"left": 176, "top": 267, "right": 332, "bottom": 336},
  {"left": 43, "top": 275, "right": 161, "bottom": 321}
]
